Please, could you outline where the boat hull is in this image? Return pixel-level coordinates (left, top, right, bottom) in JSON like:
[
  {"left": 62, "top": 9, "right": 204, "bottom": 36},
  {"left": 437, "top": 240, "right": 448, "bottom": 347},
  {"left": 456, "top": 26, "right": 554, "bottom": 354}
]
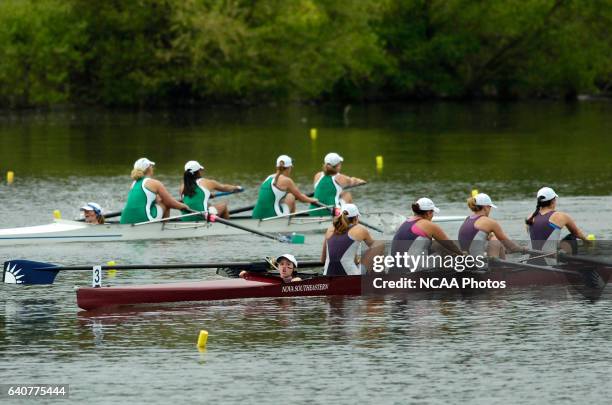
[
  {"left": 76, "top": 265, "right": 611, "bottom": 311},
  {"left": 0, "top": 214, "right": 467, "bottom": 245}
]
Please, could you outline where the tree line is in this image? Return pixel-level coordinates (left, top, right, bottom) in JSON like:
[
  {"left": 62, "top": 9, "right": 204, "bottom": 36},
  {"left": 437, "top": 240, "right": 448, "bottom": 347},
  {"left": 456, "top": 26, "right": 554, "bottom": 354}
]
[{"left": 0, "top": 0, "right": 610, "bottom": 107}]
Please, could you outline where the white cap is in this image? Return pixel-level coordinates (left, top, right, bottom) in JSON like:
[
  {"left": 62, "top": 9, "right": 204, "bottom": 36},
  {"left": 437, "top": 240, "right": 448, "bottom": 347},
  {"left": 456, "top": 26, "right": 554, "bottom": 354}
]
[
  {"left": 80, "top": 202, "right": 103, "bottom": 215},
  {"left": 133, "top": 157, "right": 155, "bottom": 171},
  {"left": 277, "top": 253, "right": 298, "bottom": 268},
  {"left": 184, "top": 160, "right": 204, "bottom": 173},
  {"left": 474, "top": 193, "right": 497, "bottom": 208},
  {"left": 276, "top": 155, "right": 293, "bottom": 168},
  {"left": 415, "top": 197, "right": 440, "bottom": 213},
  {"left": 324, "top": 152, "right": 344, "bottom": 166},
  {"left": 537, "top": 187, "right": 558, "bottom": 202},
  {"left": 341, "top": 203, "right": 360, "bottom": 218}
]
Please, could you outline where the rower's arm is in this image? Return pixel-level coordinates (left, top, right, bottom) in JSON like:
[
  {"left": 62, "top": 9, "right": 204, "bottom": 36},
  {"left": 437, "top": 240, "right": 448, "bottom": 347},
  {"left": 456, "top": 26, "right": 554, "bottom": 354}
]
[
  {"left": 562, "top": 214, "right": 588, "bottom": 241},
  {"left": 336, "top": 174, "right": 366, "bottom": 188},
  {"left": 157, "top": 183, "right": 189, "bottom": 210},
  {"left": 430, "top": 225, "right": 464, "bottom": 256},
  {"left": 286, "top": 179, "right": 317, "bottom": 204},
  {"left": 490, "top": 222, "right": 525, "bottom": 253},
  {"left": 208, "top": 179, "right": 241, "bottom": 193}
]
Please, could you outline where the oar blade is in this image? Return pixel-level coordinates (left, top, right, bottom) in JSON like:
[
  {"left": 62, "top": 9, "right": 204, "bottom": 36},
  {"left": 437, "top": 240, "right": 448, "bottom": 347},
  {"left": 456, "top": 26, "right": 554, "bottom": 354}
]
[
  {"left": 3, "top": 260, "right": 59, "bottom": 285},
  {"left": 277, "top": 233, "right": 305, "bottom": 244}
]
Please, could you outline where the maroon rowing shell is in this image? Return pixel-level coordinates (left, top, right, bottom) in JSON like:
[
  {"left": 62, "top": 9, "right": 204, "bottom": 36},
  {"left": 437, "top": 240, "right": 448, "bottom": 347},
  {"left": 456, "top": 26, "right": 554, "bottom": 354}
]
[
  {"left": 76, "top": 266, "right": 611, "bottom": 311},
  {"left": 76, "top": 275, "right": 362, "bottom": 311}
]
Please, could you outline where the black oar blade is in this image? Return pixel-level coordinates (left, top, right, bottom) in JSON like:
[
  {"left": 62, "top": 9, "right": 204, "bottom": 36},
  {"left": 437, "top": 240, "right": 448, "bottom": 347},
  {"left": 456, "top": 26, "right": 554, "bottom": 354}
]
[{"left": 3, "top": 260, "right": 59, "bottom": 285}]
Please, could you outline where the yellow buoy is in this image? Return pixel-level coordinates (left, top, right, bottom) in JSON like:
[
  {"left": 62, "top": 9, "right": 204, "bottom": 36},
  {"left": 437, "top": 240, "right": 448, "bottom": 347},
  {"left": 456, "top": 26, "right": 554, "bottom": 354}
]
[
  {"left": 587, "top": 234, "right": 596, "bottom": 241},
  {"left": 7, "top": 171, "right": 14, "bottom": 184},
  {"left": 197, "top": 330, "right": 209, "bottom": 350},
  {"left": 471, "top": 189, "right": 479, "bottom": 197},
  {"left": 107, "top": 261, "right": 117, "bottom": 277},
  {"left": 310, "top": 128, "right": 317, "bottom": 141},
  {"left": 53, "top": 210, "right": 61, "bottom": 219},
  {"left": 375, "top": 155, "right": 384, "bottom": 171}
]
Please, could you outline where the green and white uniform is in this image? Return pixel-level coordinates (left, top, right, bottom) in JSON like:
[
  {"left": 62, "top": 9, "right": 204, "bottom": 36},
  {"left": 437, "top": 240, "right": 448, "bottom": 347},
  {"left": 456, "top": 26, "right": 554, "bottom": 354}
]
[
  {"left": 181, "top": 179, "right": 211, "bottom": 221},
  {"left": 252, "top": 175, "right": 289, "bottom": 219},
  {"left": 309, "top": 174, "right": 342, "bottom": 216},
  {"left": 120, "top": 178, "right": 163, "bottom": 224}
]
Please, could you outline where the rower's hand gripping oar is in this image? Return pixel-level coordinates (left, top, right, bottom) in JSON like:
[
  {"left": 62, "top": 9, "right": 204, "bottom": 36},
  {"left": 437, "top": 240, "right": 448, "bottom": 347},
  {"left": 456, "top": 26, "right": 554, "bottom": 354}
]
[
  {"left": 2, "top": 259, "right": 324, "bottom": 285},
  {"left": 195, "top": 210, "right": 305, "bottom": 244}
]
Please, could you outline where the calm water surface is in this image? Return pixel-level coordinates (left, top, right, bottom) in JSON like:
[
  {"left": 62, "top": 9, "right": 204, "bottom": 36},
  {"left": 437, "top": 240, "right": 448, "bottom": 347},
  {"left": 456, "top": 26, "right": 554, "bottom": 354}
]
[{"left": 1, "top": 102, "right": 611, "bottom": 404}]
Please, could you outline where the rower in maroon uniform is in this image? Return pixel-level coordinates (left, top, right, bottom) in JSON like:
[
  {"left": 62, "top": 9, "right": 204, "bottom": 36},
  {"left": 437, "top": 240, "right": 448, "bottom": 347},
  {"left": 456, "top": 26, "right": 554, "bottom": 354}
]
[
  {"left": 390, "top": 197, "right": 462, "bottom": 272},
  {"left": 321, "top": 203, "right": 382, "bottom": 275},
  {"left": 458, "top": 193, "right": 525, "bottom": 258},
  {"left": 526, "top": 187, "right": 589, "bottom": 262}
]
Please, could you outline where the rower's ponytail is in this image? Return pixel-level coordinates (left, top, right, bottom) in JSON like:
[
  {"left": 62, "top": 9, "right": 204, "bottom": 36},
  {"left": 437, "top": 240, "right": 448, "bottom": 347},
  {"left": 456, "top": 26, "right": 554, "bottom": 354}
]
[
  {"left": 467, "top": 197, "right": 483, "bottom": 212},
  {"left": 131, "top": 169, "right": 145, "bottom": 180},
  {"left": 525, "top": 197, "right": 545, "bottom": 226},
  {"left": 183, "top": 170, "right": 198, "bottom": 197},
  {"left": 333, "top": 212, "right": 351, "bottom": 234}
]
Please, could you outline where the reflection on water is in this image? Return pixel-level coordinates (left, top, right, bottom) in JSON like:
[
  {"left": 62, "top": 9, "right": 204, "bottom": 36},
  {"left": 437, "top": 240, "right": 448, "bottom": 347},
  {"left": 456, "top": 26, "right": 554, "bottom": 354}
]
[{"left": 2, "top": 102, "right": 612, "bottom": 403}]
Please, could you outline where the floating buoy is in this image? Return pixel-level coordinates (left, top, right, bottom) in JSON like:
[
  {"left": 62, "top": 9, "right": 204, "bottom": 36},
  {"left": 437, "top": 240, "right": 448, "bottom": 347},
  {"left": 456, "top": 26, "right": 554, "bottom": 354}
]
[
  {"left": 310, "top": 128, "right": 317, "bottom": 141},
  {"left": 375, "top": 155, "right": 383, "bottom": 172},
  {"left": 587, "top": 234, "right": 596, "bottom": 241},
  {"left": 107, "top": 261, "right": 117, "bottom": 277},
  {"left": 7, "top": 171, "right": 14, "bottom": 184},
  {"left": 53, "top": 210, "right": 61, "bottom": 219},
  {"left": 197, "top": 330, "right": 209, "bottom": 350},
  {"left": 471, "top": 189, "right": 479, "bottom": 197}
]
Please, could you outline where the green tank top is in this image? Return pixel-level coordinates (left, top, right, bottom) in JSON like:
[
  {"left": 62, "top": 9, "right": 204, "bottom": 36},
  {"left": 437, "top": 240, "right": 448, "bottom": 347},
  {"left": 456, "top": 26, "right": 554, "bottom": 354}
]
[
  {"left": 120, "top": 178, "right": 158, "bottom": 224},
  {"left": 252, "top": 175, "right": 286, "bottom": 219},
  {"left": 309, "top": 174, "right": 341, "bottom": 216},
  {"left": 181, "top": 181, "right": 209, "bottom": 221}
]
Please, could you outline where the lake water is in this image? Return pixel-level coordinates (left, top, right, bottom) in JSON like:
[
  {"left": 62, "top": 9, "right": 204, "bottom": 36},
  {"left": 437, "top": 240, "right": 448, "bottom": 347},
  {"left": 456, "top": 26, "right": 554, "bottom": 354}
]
[{"left": 1, "top": 101, "right": 611, "bottom": 404}]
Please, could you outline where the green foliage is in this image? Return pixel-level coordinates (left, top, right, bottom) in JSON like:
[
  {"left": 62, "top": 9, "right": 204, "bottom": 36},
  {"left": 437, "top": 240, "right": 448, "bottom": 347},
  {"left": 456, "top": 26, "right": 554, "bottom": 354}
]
[{"left": 0, "top": 0, "right": 609, "bottom": 107}]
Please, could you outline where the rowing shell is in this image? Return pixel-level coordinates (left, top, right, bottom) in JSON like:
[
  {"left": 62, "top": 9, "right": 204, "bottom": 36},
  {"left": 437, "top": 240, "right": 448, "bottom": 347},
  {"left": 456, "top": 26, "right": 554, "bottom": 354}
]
[
  {"left": 0, "top": 213, "right": 464, "bottom": 245},
  {"left": 76, "top": 265, "right": 611, "bottom": 311}
]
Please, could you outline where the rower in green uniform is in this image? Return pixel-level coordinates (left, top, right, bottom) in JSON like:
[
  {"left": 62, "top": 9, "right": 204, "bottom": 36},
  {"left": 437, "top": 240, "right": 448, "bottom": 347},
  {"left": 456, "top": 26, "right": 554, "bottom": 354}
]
[
  {"left": 252, "top": 155, "right": 318, "bottom": 219},
  {"left": 120, "top": 157, "right": 188, "bottom": 224},
  {"left": 309, "top": 152, "right": 366, "bottom": 216},
  {"left": 179, "top": 160, "right": 242, "bottom": 220}
]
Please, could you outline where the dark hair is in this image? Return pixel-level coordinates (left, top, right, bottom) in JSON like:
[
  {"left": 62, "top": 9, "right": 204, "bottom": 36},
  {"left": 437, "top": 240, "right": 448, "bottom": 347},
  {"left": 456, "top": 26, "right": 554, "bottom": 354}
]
[
  {"left": 411, "top": 203, "right": 432, "bottom": 216},
  {"left": 323, "top": 163, "right": 339, "bottom": 176},
  {"left": 525, "top": 197, "right": 555, "bottom": 226},
  {"left": 183, "top": 170, "right": 201, "bottom": 197}
]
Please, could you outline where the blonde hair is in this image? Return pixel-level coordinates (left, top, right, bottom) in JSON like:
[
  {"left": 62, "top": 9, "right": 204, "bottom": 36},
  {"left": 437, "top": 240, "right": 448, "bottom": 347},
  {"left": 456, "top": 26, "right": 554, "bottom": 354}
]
[
  {"left": 467, "top": 197, "right": 483, "bottom": 212},
  {"left": 332, "top": 212, "right": 357, "bottom": 234},
  {"left": 131, "top": 168, "right": 145, "bottom": 180}
]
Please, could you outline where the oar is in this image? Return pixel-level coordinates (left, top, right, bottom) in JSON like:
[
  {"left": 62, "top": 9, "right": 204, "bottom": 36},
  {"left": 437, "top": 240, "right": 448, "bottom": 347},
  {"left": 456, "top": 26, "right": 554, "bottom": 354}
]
[
  {"left": 489, "top": 257, "right": 581, "bottom": 275},
  {"left": 229, "top": 182, "right": 366, "bottom": 215},
  {"left": 205, "top": 213, "right": 305, "bottom": 244},
  {"left": 2, "top": 259, "right": 323, "bottom": 285},
  {"left": 76, "top": 189, "right": 244, "bottom": 222},
  {"left": 211, "top": 187, "right": 244, "bottom": 199},
  {"left": 310, "top": 201, "right": 385, "bottom": 233},
  {"left": 261, "top": 205, "right": 334, "bottom": 221}
]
